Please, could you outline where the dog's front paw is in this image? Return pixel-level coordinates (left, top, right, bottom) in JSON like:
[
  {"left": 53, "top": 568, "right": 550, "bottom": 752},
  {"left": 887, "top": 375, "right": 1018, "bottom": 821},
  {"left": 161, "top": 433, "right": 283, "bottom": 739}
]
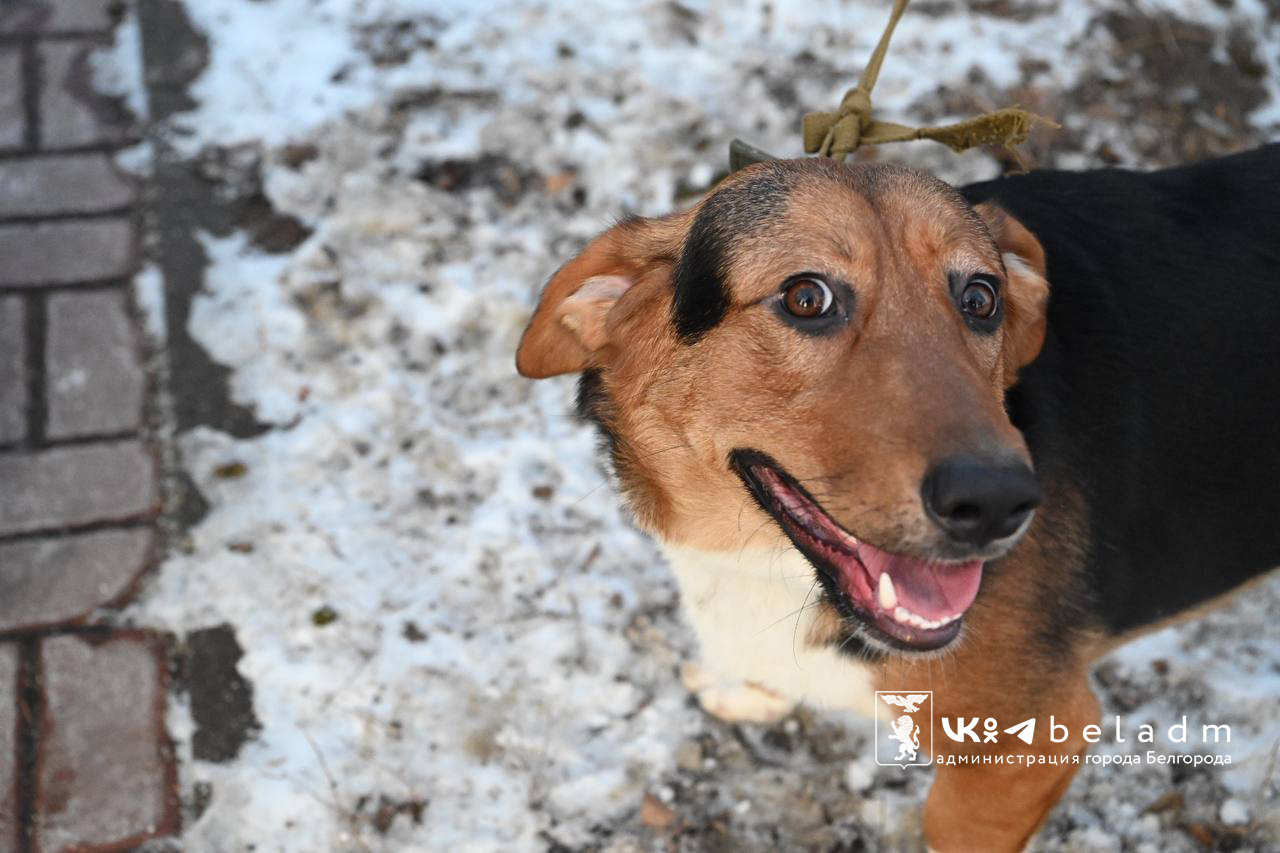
[{"left": 680, "top": 661, "right": 795, "bottom": 724}]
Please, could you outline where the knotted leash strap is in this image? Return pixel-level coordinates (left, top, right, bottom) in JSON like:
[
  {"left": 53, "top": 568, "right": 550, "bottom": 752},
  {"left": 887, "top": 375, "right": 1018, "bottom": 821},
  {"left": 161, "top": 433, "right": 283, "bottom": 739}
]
[
  {"left": 804, "top": 106, "right": 1051, "bottom": 157},
  {"left": 731, "top": 0, "right": 1056, "bottom": 170},
  {"left": 802, "top": 0, "right": 1054, "bottom": 160}
]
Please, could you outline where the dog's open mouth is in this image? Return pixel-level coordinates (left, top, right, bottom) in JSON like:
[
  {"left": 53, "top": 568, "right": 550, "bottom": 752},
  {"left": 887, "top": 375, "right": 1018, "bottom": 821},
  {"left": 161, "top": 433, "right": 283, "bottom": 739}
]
[{"left": 732, "top": 450, "right": 982, "bottom": 652}]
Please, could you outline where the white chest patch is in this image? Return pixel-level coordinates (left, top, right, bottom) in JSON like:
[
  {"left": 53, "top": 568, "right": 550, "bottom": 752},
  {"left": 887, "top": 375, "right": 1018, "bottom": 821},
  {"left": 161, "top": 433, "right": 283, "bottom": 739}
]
[{"left": 659, "top": 543, "right": 877, "bottom": 717}]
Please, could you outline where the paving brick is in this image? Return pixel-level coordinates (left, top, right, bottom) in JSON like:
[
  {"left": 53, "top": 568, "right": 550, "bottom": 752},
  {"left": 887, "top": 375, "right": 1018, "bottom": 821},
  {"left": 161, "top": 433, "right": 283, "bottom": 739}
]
[
  {"left": 0, "top": 441, "right": 157, "bottom": 535},
  {"left": 0, "top": 299, "right": 24, "bottom": 445},
  {"left": 0, "top": 220, "right": 133, "bottom": 286},
  {"left": 0, "top": 644, "right": 17, "bottom": 853},
  {"left": 0, "top": 155, "right": 135, "bottom": 218},
  {"left": 46, "top": 290, "right": 144, "bottom": 439},
  {"left": 40, "top": 41, "right": 134, "bottom": 149},
  {"left": 0, "top": 48, "right": 23, "bottom": 151},
  {"left": 37, "top": 634, "right": 176, "bottom": 853},
  {"left": 0, "top": 0, "right": 121, "bottom": 34},
  {"left": 0, "top": 528, "right": 154, "bottom": 632}
]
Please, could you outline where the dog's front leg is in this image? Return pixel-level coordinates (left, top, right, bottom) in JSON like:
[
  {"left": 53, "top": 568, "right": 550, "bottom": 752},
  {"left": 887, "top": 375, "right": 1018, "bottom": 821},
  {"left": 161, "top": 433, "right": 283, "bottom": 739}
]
[
  {"left": 924, "top": 676, "right": 1098, "bottom": 852},
  {"left": 680, "top": 660, "right": 796, "bottom": 724},
  {"left": 878, "top": 658, "right": 1098, "bottom": 852},
  {"left": 876, "top": 530, "right": 1101, "bottom": 852}
]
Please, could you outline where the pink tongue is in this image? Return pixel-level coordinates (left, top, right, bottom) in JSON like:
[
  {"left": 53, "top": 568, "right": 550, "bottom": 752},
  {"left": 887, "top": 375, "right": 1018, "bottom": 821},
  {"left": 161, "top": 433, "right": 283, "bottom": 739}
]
[
  {"left": 854, "top": 545, "right": 983, "bottom": 620},
  {"left": 756, "top": 468, "right": 984, "bottom": 621}
]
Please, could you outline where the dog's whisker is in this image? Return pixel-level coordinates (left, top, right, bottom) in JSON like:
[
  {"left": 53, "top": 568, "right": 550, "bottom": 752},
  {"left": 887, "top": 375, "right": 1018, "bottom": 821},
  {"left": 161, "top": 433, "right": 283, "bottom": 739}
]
[{"left": 791, "top": 580, "right": 821, "bottom": 668}]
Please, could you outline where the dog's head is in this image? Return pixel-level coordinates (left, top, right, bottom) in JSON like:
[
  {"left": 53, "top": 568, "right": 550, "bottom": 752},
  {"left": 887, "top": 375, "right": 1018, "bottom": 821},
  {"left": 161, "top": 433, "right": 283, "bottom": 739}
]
[{"left": 517, "top": 159, "right": 1049, "bottom": 654}]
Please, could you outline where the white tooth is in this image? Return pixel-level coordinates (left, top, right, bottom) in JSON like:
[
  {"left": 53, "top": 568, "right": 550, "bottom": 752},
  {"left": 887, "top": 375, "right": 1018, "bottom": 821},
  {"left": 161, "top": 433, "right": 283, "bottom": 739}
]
[
  {"left": 878, "top": 573, "right": 897, "bottom": 611},
  {"left": 894, "top": 606, "right": 910, "bottom": 624}
]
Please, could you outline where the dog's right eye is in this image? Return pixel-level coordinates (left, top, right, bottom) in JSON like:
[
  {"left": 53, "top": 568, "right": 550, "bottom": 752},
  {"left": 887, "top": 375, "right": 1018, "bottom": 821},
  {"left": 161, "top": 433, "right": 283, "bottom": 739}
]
[{"left": 782, "top": 277, "right": 833, "bottom": 319}]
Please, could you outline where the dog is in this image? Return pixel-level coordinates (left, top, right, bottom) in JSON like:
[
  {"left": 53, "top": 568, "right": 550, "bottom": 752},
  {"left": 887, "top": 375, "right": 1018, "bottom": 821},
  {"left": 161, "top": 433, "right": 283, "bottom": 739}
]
[{"left": 515, "top": 144, "right": 1280, "bottom": 850}]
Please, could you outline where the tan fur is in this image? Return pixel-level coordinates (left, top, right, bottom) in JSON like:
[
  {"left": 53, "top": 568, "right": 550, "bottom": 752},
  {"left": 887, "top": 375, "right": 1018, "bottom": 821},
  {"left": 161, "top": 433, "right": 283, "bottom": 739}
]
[
  {"left": 515, "top": 213, "right": 687, "bottom": 378},
  {"left": 975, "top": 202, "right": 1051, "bottom": 385},
  {"left": 517, "top": 160, "right": 1064, "bottom": 851},
  {"left": 518, "top": 163, "right": 1049, "bottom": 554}
]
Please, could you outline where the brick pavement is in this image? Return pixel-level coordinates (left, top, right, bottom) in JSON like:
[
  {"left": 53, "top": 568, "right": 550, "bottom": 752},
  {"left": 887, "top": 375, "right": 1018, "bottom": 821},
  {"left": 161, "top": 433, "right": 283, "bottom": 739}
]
[{"left": 0, "top": 2, "right": 177, "bottom": 851}]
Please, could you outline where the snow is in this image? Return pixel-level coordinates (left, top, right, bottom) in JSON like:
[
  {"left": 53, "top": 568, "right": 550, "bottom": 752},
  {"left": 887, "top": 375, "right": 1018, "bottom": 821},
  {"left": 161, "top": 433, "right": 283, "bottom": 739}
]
[
  {"left": 108, "top": 0, "right": 1280, "bottom": 850},
  {"left": 1221, "top": 798, "right": 1250, "bottom": 825},
  {"left": 132, "top": 263, "right": 167, "bottom": 342},
  {"left": 170, "top": 0, "right": 1113, "bottom": 181},
  {"left": 89, "top": 5, "right": 149, "bottom": 122}
]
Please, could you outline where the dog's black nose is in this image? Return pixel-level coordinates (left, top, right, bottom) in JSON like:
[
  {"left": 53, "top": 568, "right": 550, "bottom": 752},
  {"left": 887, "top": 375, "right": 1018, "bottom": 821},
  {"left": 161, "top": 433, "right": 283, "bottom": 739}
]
[{"left": 921, "top": 456, "right": 1041, "bottom": 547}]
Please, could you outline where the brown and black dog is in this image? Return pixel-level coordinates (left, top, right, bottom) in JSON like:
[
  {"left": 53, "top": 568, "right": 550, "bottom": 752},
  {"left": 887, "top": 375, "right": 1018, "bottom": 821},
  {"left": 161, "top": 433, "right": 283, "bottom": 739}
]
[{"left": 516, "top": 145, "right": 1280, "bottom": 850}]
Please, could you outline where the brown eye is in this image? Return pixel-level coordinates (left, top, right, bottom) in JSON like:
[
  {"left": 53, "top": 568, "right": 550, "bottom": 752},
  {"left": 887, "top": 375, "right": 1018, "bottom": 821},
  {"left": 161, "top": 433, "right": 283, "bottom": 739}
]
[
  {"left": 782, "top": 277, "right": 833, "bottom": 318},
  {"left": 959, "top": 277, "right": 998, "bottom": 319}
]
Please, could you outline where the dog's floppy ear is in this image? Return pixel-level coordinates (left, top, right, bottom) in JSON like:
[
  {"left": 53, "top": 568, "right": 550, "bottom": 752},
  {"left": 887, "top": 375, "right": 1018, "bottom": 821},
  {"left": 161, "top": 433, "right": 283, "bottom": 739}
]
[
  {"left": 516, "top": 214, "right": 684, "bottom": 378},
  {"left": 975, "top": 202, "right": 1050, "bottom": 386}
]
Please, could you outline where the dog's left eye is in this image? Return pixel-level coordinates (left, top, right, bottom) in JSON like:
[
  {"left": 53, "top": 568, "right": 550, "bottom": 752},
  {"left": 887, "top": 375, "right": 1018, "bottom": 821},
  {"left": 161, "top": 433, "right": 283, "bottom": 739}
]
[
  {"left": 959, "top": 276, "right": 999, "bottom": 319},
  {"left": 782, "top": 277, "right": 834, "bottom": 318}
]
